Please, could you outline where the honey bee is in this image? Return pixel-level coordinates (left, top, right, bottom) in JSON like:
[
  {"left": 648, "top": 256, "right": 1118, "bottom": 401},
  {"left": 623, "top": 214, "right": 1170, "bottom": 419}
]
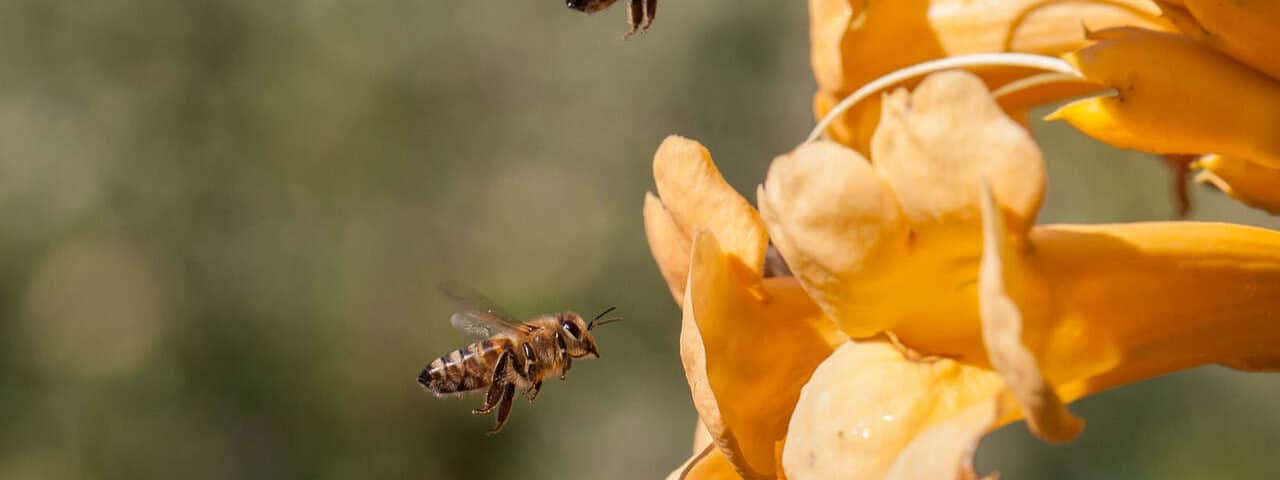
[
  {"left": 566, "top": 0, "right": 657, "bottom": 38},
  {"left": 418, "top": 284, "right": 622, "bottom": 434}
]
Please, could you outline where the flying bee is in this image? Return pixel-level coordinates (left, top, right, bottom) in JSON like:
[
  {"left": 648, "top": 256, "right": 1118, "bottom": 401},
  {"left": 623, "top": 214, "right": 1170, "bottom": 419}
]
[
  {"left": 418, "top": 284, "right": 622, "bottom": 435},
  {"left": 566, "top": 0, "right": 657, "bottom": 38}
]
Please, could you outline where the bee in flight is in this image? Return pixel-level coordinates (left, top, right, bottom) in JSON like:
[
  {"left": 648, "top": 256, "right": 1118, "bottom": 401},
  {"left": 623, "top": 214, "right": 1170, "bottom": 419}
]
[
  {"left": 566, "top": 0, "right": 657, "bottom": 38},
  {"left": 418, "top": 284, "right": 622, "bottom": 434}
]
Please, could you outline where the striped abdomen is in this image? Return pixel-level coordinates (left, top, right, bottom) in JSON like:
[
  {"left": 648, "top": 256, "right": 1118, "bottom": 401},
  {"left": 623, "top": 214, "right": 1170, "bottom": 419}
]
[{"left": 419, "top": 338, "right": 510, "bottom": 395}]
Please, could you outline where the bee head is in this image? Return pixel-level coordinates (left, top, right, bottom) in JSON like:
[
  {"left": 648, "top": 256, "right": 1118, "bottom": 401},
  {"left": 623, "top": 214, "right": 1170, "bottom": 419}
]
[
  {"left": 565, "top": 0, "right": 618, "bottom": 14},
  {"left": 559, "top": 308, "right": 620, "bottom": 359}
]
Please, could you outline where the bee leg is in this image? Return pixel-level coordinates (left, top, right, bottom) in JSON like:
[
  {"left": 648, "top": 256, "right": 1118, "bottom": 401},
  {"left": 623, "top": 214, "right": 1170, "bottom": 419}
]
[
  {"left": 523, "top": 380, "right": 542, "bottom": 403},
  {"left": 559, "top": 357, "right": 572, "bottom": 381},
  {"left": 473, "top": 381, "right": 504, "bottom": 415},
  {"left": 486, "top": 383, "right": 517, "bottom": 435},
  {"left": 624, "top": 0, "right": 643, "bottom": 39},
  {"left": 473, "top": 351, "right": 511, "bottom": 415},
  {"left": 642, "top": 0, "right": 656, "bottom": 31}
]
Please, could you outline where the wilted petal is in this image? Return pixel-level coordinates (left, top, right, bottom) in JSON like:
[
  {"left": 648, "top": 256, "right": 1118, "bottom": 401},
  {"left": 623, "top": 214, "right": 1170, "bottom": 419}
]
[
  {"left": 1046, "top": 27, "right": 1280, "bottom": 168},
  {"left": 978, "top": 181, "right": 1083, "bottom": 443},
  {"left": 681, "top": 231, "right": 846, "bottom": 478},
  {"left": 782, "top": 341, "right": 1005, "bottom": 480},
  {"left": 1160, "top": 0, "right": 1280, "bottom": 81},
  {"left": 1192, "top": 154, "right": 1280, "bottom": 215}
]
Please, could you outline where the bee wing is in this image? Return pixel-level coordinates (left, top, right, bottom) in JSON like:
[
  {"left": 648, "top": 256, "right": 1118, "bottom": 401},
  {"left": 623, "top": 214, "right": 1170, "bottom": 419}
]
[
  {"left": 439, "top": 282, "right": 523, "bottom": 337},
  {"left": 449, "top": 311, "right": 520, "bottom": 338}
]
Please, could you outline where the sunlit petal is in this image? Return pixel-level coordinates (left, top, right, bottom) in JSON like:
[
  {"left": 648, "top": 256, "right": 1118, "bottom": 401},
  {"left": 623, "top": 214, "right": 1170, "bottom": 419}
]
[
  {"left": 654, "top": 136, "right": 769, "bottom": 277},
  {"left": 681, "top": 231, "right": 846, "bottom": 478},
  {"left": 1046, "top": 27, "right": 1280, "bottom": 168},
  {"left": 758, "top": 141, "right": 908, "bottom": 338},
  {"left": 667, "top": 445, "right": 742, "bottom": 480},
  {"left": 1022, "top": 222, "right": 1280, "bottom": 396},
  {"left": 1192, "top": 154, "right": 1280, "bottom": 215},
  {"left": 872, "top": 72, "right": 1045, "bottom": 236},
  {"left": 1160, "top": 0, "right": 1280, "bottom": 80},
  {"left": 782, "top": 341, "right": 1005, "bottom": 479},
  {"left": 883, "top": 397, "right": 1003, "bottom": 480},
  {"left": 765, "top": 72, "right": 1044, "bottom": 353},
  {"left": 645, "top": 192, "right": 693, "bottom": 302},
  {"left": 810, "top": 0, "right": 1168, "bottom": 150},
  {"left": 978, "top": 181, "right": 1082, "bottom": 443}
]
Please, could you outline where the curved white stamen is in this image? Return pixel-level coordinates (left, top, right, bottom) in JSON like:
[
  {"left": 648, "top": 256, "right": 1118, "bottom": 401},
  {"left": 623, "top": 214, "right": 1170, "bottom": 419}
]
[
  {"left": 992, "top": 72, "right": 1095, "bottom": 99},
  {"left": 807, "top": 53, "right": 1082, "bottom": 143}
]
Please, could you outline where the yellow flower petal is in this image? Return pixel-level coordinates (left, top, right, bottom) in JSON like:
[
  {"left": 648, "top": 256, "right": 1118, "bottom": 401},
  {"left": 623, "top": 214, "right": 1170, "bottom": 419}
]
[
  {"left": 693, "top": 419, "right": 714, "bottom": 454},
  {"left": 872, "top": 72, "right": 1045, "bottom": 236},
  {"left": 978, "top": 180, "right": 1083, "bottom": 443},
  {"left": 782, "top": 216, "right": 1280, "bottom": 478},
  {"left": 1046, "top": 27, "right": 1280, "bottom": 168},
  {"left": 764, "top": 71, "right": 1044, "bottom": 349},
  {"left": 810, "top": 0, "right": 1168, "bottom": 151},
  {"left": 654, "top": 136, "right": 769, "bottom": 278},
  {"left": 883, "top": 397, "right": 1002, "bottom": 480},
  {"left": 645, "top": 191, "right": 693, "bottom": 303},
  {"left": 668, "top": 445, "right": 742, "bottom": 480},
  {"left": 681, "top": 231, "right": 846, "bottom": 479},
  {"left": 1192, "top": 154, "right": 1280, "bottom": 215},
  {"left": 1022, "top": 221, "right": 1280, "bottom": 395},
  {"left": 1163, "top": 0, "right": 1280, "bottom": 81},
  {"left": 810, "top": 0, "right": 1166, "bottom": 96},
  {"left": 769, "top": 69, "right": 1280, "bottom": 405},
  {"left": 758, "top": 141, "right": 908, "bottom": 338},
  {"left": 1220, "top": 355, "right": 1280, "bottom": 373},
  {"left": 782, "top": 341, "right": 1005, "bottom": 479}
]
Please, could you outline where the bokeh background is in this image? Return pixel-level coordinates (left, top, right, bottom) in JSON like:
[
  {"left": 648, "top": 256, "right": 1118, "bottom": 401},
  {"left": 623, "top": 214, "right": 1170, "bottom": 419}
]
[{"left": 0, "top": 1, "right": 1277, "bottom": 478}]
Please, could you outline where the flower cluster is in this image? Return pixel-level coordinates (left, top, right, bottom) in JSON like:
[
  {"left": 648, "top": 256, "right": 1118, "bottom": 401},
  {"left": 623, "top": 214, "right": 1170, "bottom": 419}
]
[
  {"left": 1046, "top": 1, "right": 1280, "bottom": 213},
  {"left": 644, "top": 2, "right": 1280, "bottom": 479}
]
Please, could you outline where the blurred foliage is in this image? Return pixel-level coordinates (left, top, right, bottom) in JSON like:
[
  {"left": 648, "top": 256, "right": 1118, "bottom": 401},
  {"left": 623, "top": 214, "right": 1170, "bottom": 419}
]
[{"left": 0, "top": 1, "right": 1276, "bottom": 479}]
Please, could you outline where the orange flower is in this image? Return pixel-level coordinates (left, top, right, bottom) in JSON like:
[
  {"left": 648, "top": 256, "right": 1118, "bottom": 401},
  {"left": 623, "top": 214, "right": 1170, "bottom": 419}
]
[
  {"left": 648, "top": 71, "right": 1280, "bottom": 479},
  {"left": 646, "top": 136, "right": 846, "bottom": 479},
  {"left": 1043, "top": 2, "right": 1280, "bottom": 213},
  {"left": 809, "top": 0, "right": 1170, "bottom": 153}
]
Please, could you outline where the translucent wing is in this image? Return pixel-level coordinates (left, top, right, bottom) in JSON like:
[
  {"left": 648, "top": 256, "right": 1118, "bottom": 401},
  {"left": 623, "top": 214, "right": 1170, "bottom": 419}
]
[{"left": 439, "top": 282, "right": 523, "bottom": 338}]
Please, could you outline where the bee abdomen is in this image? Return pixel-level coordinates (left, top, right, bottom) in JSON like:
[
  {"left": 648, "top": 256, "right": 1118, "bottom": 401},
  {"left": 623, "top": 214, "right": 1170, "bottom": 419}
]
[{"left": 419, "top": 339, "right": 505, "bottom": 395}]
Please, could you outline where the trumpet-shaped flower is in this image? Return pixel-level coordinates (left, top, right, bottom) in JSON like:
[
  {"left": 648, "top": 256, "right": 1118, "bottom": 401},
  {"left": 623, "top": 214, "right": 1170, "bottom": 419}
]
[
  {"left": 1046, "top": 26, "right": 1280, "bottom": 169},
  {"left": 647, "top": 71, "right": 1280, "bottom": 479},
  {"left": 809, "top": 0, "right": 1169, "bottom": 153},
  {"left": 1042, "top": 2, "right": 1280, "bottom": 213},
  {"left": 1191, "top": 154, "right": 1280, "bottom": 215}
]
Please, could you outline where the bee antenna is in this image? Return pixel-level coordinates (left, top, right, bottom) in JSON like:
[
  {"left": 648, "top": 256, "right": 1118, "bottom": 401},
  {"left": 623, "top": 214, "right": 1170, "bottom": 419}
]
[
  {"left": 588, "top": 306, "right": 619, "bottom": 329},
  {"left": 590, "top": 317, "right": 624, "bottom": 329},
  {"left": 592, "top": 306, "right": 617, "bottom": 322}
]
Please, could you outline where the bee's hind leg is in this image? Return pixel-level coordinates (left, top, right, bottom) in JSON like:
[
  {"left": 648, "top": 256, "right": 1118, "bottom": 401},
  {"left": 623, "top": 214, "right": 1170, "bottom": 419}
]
[
  {"left": 523, "top": 380, "right": 542, "bottom": 403},
  {"left": 473, "top": 351, "right": 512, "bottom": 415},
  {"left": 642, "top": 0, "right": 656, "bottom": 31},
  {"left": 487, "top": 384, "right": 517, "bottom": 435},
  {"left": 624, "top": 0, "right": 643, "bottom": 38}
]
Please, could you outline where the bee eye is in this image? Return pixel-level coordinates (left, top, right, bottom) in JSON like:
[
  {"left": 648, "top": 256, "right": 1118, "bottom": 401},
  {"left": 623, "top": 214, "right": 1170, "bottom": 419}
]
[{"left": 561, "top": 321, "right": 581, "bottom": 339}]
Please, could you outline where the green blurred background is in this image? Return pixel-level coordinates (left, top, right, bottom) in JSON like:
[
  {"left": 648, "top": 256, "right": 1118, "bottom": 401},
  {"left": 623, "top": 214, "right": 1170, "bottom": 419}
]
[{"left": 0, "top": 1, "right": 1277, "bottom": 478}]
